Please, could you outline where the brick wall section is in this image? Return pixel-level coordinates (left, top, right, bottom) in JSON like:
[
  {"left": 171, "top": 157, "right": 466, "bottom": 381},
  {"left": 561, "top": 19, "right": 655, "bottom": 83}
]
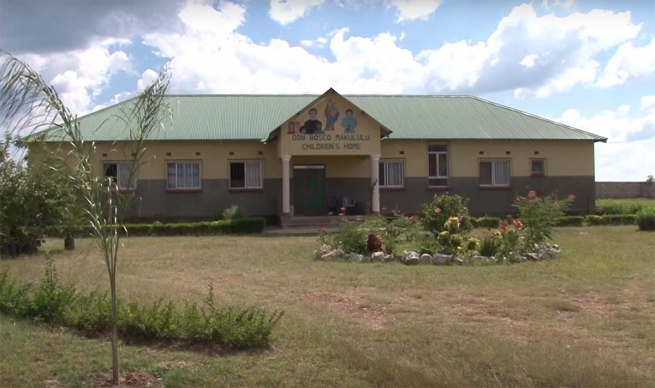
[{"left": 596, "top": 182, "right": 655, "bottom": 199}]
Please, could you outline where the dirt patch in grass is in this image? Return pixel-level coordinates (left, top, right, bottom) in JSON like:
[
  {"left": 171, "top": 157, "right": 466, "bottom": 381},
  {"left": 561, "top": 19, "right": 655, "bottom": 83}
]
[
  {"left": 91, "top": 371, "right": 162, "bottom": 388},
  {"left": 574, "top": 293, "right": 611, "bottom": 316},
  {"left": 299, "top": 291, "right": 391, "bottom": 330}
]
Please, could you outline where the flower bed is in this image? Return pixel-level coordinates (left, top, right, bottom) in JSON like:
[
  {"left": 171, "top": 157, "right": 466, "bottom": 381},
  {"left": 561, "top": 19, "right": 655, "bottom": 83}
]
[{"left": 314, "top": 191, "right": 573, "bottom": 266}]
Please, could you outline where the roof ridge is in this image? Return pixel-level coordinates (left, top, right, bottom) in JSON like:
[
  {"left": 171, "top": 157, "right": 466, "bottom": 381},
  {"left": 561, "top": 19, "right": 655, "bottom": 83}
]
[
  {"left": 158, "top": 93, "right": 476, "bottom": 98},
  {"left": 468, "top": 96, "right": 608, "bottom": 142}
]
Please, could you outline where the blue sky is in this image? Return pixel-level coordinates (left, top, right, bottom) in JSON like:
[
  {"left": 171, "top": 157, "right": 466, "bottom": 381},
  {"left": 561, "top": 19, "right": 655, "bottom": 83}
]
[{"left": 1, "top": 0, "right": 654, "bottom": 180}]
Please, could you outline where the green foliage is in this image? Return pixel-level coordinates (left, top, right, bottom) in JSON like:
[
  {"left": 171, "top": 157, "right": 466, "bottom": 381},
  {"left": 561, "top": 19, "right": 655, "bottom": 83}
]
[
  {"left": 496, "top": 220, "right": 523, "bottom": 260},
  {"left": 416, "top": 237, "right": 440, "bottom": 255},
  {"left": 0, "top": 146, "right": 74, "bottom": 256},
  {"left": 472, "top": 217, "right": 501, "bottom": 229},
  {"left": 221, "top": 205, "right": 247, "bottom": 221},
  {"left": 421, "top": 193, "right": 473, "bottom": 235},
  {"left": 381, "top": 212, "right": 423, "bottom": 255},
  {"left": 595, "top": 200, "right": 654, "bottom": 215},
  {"left": 636, "top": 207, "right": 655, "bottom": 231},
  {"left": 555, "top": 216, "right": 585, "bottom": 227},
  {"left": 0, "top": 263, "right": 283, "bottom": 349},
  {"left": 513, "top": 190, "right": 572, "bottom": 248},
  {"left": 330, "top": 220, "right": 368, "bottom": 254},
  {"left": 478, "top": 234, "right": 501, "bottom": 257},
  {"left": 54, "top": 218, "right": 266, "bottom": 237}
]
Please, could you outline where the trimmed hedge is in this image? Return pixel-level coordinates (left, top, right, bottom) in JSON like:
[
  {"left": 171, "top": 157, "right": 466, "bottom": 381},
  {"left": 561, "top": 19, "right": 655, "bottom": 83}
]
[
  {"left": 467, "top": 215, "right": 639, "bottom": 228},
  {"left": 58, "top": 217, "right": 266, "bottom": 238}
]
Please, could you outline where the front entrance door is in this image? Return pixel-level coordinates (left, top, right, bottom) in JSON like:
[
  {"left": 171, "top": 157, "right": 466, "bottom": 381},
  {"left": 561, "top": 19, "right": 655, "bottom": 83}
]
[{"left": 293, "top": 165, "right": 326, "bottom": 216}]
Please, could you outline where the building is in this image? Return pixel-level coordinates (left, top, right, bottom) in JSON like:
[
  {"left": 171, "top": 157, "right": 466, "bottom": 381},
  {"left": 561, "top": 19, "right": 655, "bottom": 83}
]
[{"left": 30, "top": 88, "right": 607, "bottom": 224}]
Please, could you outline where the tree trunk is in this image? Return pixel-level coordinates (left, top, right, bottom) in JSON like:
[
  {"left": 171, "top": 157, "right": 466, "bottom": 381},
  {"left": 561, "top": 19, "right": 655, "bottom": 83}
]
[
  {"left": 64, "top": 236, "right": 75, "bottom": 251},
  {"left": 110, "top": 274, "right": 120, "bottom": 385}
]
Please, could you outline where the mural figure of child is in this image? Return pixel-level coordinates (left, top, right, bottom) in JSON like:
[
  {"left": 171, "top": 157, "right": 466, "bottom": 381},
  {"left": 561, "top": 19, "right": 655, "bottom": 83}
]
[{"left": 341, "top": 109, "right": 358, "bottom": 134}]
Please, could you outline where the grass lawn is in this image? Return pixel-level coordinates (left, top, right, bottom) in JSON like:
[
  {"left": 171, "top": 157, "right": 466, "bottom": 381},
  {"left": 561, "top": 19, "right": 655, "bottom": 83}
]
[{"left": 1, "top": 226, "right": 654, "bottom": 388}]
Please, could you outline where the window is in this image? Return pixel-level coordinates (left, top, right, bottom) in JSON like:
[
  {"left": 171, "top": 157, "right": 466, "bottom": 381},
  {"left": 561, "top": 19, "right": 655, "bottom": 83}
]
[
  {"left": 379, "top": 159, "right": 404, "bottom": 188},
  {"left": 479, "top": 159, "right": 511, "bottom": 187},
  {"left": 167, "top": 161, "right": 201, "bottom": 190},
  {"left": 103, "top": 162, "right": 136, "bottom": 190},
  {"left": 428, "top": 144, "right": 448, "bottom": 187},
  {"left": 229, "top": 160, "right": 263, "bottom": 189},
  {"left": 531, "top": 159, "right": 545, "bottom": 176}
]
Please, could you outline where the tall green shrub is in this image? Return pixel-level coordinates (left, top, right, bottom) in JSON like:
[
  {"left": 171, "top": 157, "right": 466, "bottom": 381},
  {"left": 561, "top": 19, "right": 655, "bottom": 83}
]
[
  {"left": 421, "top": 193, "right": 473, "bottom": 234},
  {"left": 513, "top": 191, "right": 572, "bottom": 248},
  {"left": 636, "top": 207, "right": 655, "bottom": 231}
]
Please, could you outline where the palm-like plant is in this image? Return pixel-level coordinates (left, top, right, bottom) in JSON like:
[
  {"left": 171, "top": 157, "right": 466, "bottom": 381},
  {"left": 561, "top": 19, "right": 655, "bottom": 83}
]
[{"left": 0, "top": 49, "right": 174, "bottom": 384}]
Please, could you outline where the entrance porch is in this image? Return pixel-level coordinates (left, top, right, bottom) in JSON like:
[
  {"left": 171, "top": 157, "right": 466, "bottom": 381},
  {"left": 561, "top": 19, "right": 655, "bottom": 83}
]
[{"left": 281, "top": 154, "right": 381, "bottom": 219}]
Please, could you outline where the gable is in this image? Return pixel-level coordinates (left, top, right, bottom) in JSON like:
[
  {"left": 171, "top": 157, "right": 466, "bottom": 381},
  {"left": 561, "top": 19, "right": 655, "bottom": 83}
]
[{"left": 275, "top": 89, "right": 391, "bottom": 156}]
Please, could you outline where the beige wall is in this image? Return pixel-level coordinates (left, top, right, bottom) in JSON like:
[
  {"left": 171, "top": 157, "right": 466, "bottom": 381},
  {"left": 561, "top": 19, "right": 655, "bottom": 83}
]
[
  {"left": 380, "top": 139, "right": 595, "bottom": 178},
  {"left": 30, "top": 138, "right": 595, "bottom": 181},
  {"left": 279, "top": 91, "right": 382, "bottom": 156},
  {"left": 32, "top": 140, "right": 282, "bottom": 180}
]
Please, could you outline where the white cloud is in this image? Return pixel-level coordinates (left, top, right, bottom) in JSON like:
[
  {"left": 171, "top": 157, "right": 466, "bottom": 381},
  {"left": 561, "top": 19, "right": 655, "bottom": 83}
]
[
  {"left": 641, "top": 95, "right": 655, "bottom": 111},
  {"left": 387, "top": 0, "right": 444, "bottom": 22},
  {"left": 16, "top": 40, "right": 133, "bottom": 116},
  {"left": 549, "top": 100, "right": 655, "bottom": 180},
  {"left": 269, "top": 0, "right": 325, "bottom": 25},
  {"left": 594, "top": 38, "right": 655, "bottom": 88},
  {"left": 300, "top": 36, "right": 328, "bottom": 48},
  {"left": 520, "top": 54, "right": 539, "bottom": 68}
]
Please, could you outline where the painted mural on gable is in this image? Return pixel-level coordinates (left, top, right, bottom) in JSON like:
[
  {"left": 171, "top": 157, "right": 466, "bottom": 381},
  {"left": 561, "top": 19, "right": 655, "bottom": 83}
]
[{"left": 281, "top": 94, "right": 381, "bottom": 156}]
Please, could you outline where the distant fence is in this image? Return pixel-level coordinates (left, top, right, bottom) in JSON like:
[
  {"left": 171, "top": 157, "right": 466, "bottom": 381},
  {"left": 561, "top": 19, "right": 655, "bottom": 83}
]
[{"left": 596, "top": 182, "right": 655, "bottom": 199}]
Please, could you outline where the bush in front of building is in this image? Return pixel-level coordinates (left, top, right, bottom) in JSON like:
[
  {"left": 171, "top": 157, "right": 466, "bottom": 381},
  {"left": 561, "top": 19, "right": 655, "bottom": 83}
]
[
  {"left": 420, "top": 193, "right": 473, "bottom": 235},
  {"left": 554, "top": 216, "right": 585, "bottom": 227},
  {"left": 0, "top": 257, "right": 283, "bottom": 350},
  {"left": 54, "top": 217, "right": 266, "bottom": 238},
  {"left": 636, "top": 207, "right": 655, "bottom": 231}
]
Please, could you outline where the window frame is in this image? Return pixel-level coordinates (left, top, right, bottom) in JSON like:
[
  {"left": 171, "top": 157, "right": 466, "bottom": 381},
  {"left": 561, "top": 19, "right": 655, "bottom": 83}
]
[
  {"left": 228, "top": 159, "right": 265, "bottom": 190},
  {"left": 378, "top": 158, "right": 405, "bottom": 189},
  {"left": 102, "top": 160, "right": 136, "bottom": 191},
  {"left": 166, "top": 160, "right": 202, "bottom": 191},
  {"left": 478, "top": 158, "right": 512, "bottom": 188},
  {"left": 427, "top": 142, "right": 449, "bottom": 188},
  {"left": 530, "top": 158, "right": 546, "bottom": 177}
]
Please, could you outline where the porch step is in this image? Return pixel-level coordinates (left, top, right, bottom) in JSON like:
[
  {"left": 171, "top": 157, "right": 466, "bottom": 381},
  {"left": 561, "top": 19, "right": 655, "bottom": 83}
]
[{"left": 281, "top": 215, "right": 368, "bottom": 228}]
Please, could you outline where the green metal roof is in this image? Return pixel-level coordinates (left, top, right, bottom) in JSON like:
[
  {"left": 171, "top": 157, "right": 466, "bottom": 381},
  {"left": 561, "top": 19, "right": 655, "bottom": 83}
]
[{"left": 33, "top": 93, "right": 607, "bottom": 143}]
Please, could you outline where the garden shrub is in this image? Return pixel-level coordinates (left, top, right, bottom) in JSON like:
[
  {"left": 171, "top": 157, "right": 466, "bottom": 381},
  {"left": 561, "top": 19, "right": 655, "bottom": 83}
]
[
  {"left": 555, "top": 216, "right": 585, "bottom": 227},
  {"left": 421, "top": 193, "right": 473, "bottom": 235},
  {"left": 478, "top": 234, "right": 500, "bottom": 257},
  {"left": 0, "top": 260, "right": 283, "bottom": 349},
  {"left": 513, "top": 190, "right": 572, "bottom": 248},
  {"left": 636, "top": 207, "right": 655, "bottom": 231},
  {"left": 330, "top": 220, "right": 368, "bottom": 254},
  {"left": 222, "top": 205, "right": 247, "bottom": 220},
  {"left": 603, "top": 214, "right": 638, "bottom": 225},
  {"left": 474, "top": 217, "right": 501, "bottom": 228}
]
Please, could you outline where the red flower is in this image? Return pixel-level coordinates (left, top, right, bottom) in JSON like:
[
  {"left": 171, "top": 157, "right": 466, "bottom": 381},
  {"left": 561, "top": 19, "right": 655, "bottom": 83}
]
[
  {"left": 513, "top": 220, "right": 523, "bottom": 230},
  {"left": 499, "top": 220, "right": 508, "bottom": 231},
  {"left": 569, "top": 194, "right": 576, "bottom": 201},
  {"left": 434, "top": 207, "right": 441, "bottom": 213}
]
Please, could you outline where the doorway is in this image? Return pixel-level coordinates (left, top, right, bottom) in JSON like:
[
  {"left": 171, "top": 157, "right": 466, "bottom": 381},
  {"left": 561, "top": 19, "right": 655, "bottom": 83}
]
[{"left": 293, "top": 165, "right": 326, "bottom": 216}]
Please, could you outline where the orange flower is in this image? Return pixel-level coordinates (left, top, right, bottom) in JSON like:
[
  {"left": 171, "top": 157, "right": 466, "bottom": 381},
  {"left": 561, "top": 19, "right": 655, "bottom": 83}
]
[{"left": 513, "top": 220, "right": 523, "bottom": 230}]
